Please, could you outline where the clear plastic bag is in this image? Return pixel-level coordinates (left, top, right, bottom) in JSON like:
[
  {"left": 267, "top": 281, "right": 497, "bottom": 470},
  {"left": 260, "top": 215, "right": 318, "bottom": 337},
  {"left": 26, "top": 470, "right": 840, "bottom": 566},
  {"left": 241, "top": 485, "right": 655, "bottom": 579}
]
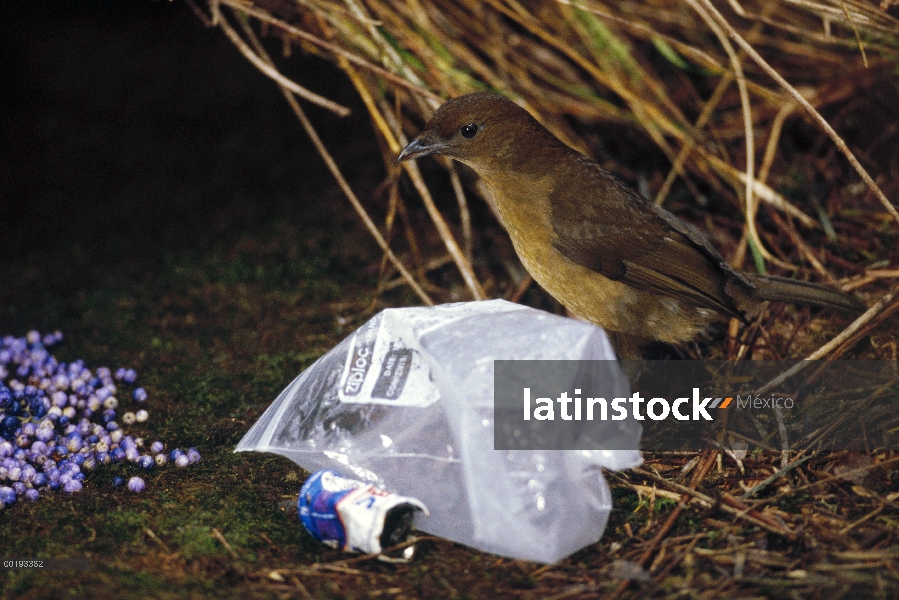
[{"left": 236, "top": 299, "right": 642, "bottom": 563}]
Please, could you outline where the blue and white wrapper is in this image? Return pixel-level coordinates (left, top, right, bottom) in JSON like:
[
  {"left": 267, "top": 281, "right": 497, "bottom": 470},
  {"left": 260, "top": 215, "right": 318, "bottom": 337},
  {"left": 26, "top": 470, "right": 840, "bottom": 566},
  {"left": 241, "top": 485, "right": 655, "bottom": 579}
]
[{"left": 298, "top": 469, "right": 428, "bottom": 554}]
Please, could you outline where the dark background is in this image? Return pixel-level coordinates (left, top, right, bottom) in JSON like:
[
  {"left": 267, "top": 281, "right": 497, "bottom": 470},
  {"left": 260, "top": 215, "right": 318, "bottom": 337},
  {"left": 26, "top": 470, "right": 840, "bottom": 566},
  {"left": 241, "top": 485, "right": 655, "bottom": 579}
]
[{"left": 0, "top": 0, "right": 385, "bottom": 336}]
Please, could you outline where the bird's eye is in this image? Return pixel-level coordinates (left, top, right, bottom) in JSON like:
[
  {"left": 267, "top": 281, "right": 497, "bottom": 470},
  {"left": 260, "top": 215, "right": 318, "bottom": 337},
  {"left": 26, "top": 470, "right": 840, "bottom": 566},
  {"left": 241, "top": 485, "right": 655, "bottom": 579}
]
[{"left": 460, "top": 123, "right": 479, "bottom": 139}]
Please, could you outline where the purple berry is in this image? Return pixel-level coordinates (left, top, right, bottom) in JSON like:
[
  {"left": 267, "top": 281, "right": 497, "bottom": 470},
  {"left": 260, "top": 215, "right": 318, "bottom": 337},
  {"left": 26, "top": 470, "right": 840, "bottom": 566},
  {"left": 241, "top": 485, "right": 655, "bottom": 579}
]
[{"left": 0, "top": 486, "right": 16, "bottom": 507}]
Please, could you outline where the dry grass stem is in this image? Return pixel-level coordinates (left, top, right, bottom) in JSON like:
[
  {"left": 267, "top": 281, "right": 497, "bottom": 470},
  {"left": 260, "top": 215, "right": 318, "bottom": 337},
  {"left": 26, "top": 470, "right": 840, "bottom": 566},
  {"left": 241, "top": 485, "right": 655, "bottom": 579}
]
[
  {"left": 218, "top": 14, "right": 351, "bottom": 116},
  {"left": 212, "top": 527, "right": 241, "bottom": 560},
  {"left": 233, "top": 10, "right": 434, "bottom": 304},
  {"left": 207, "top": 0, "right": 898, "bottom": 322}
]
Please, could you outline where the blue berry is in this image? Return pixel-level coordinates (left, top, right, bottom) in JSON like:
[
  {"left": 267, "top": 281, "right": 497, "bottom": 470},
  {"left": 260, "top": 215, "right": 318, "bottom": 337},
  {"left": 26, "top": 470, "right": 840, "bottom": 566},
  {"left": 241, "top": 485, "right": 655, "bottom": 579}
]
[
  {"left": 0, "top": 330, "right": 194, "bottom": 510},
  {"left": 66, "top": 435, "right": 83, "bottom": 453},
  {"left": 0, "top": 486, "right": 16, "bottom": 507},
  {"left": 35, "top": 427, "right": 53, "bottom": 443},
  {"left": 0, "top": 415, "right": 19, "bottom": 433},
  {"left": 111, "top": 477, "right": 124, "bottom": 487}
]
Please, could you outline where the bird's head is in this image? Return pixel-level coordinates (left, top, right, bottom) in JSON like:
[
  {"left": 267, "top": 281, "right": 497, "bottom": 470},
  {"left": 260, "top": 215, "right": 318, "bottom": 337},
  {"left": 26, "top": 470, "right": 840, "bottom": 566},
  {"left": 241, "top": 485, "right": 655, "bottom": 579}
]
[{"left": 397, "top": 92, "right": 563, "bottom": 176}]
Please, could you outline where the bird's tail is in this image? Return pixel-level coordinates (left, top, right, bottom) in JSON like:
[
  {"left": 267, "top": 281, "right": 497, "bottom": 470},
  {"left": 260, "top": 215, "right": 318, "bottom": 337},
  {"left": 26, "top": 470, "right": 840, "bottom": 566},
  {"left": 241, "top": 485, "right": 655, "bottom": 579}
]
[{"left": 745, "top": 273, "right": 865, "bottom": 313}]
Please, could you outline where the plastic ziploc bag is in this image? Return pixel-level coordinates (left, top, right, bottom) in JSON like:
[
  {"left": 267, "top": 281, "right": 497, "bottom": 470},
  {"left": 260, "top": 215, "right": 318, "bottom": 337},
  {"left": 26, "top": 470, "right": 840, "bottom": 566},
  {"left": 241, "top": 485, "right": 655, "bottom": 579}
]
[{"left": 236, "top": 299, "right": 642, "bottom": 563}]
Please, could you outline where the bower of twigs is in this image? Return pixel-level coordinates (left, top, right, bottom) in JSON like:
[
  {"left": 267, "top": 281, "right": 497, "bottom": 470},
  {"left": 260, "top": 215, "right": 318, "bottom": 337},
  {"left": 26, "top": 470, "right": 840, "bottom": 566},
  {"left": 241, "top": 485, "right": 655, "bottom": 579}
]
[{"left": 190, "top": 0, "right": 899, "bottom": 597}]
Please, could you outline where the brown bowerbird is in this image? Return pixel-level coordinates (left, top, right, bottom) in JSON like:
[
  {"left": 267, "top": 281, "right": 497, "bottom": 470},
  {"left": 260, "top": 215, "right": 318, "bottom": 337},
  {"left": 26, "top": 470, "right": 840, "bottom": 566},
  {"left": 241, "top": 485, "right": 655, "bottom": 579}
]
[{"left": 398, "top": 92, "right": 863, "bottom": 348}]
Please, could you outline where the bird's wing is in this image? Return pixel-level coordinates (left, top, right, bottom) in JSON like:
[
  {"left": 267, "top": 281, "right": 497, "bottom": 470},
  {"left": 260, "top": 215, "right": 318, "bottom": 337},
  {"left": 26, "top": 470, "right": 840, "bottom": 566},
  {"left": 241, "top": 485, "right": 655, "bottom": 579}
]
[{"left": 549, "top": 158, "right": 751, "bottom": 318}]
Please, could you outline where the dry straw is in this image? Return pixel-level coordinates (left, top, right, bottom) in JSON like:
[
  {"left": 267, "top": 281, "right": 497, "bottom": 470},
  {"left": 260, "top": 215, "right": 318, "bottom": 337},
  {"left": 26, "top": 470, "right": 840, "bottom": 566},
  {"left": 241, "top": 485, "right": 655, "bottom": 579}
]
[{"left": 189, "top": 0, "right": 899, "bottom": 360}]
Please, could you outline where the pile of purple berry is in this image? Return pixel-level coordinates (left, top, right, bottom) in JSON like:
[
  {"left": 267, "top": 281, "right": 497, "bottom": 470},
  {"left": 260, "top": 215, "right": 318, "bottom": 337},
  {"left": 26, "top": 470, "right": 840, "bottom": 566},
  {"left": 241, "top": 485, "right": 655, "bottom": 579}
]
[{"left": 0, "top": 330, "right": 201, "bottom": 510}]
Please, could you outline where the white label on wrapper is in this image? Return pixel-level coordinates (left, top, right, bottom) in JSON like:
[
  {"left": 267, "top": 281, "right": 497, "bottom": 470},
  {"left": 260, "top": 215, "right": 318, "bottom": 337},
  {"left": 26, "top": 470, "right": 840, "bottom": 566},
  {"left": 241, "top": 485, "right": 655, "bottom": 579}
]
[
  {"left": 337, "top": 313, "right": 439, "bottom": 408},
  {"left": 336, "top": 483, "right": 429, "bottom": 553}
]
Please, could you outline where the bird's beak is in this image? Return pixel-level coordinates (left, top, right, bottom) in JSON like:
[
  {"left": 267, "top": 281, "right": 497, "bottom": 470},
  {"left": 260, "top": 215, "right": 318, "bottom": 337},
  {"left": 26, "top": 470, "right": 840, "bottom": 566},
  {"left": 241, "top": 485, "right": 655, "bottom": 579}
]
[{"left": 396, "top": 135, "right": 443, "bottom": 164}]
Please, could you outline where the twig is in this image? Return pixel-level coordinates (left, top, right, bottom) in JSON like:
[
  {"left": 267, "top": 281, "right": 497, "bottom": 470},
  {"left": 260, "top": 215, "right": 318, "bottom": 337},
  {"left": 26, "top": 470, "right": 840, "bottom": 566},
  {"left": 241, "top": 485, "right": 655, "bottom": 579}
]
[
  {"left": 184, "top": 0, "right": 213, "bottom": 27},
  {"left": 695, "top": 0, "right": 899, "bottom": 227},
  {"left": 628, "top": 467, "right": 797, "bottom": 537},
  {"left": 754, "top": 288, "right": 896, "bottom": 397},
  {"left": 144, "top": 528, "right": 172, "bottom": 553},
  {"left": 769, "top": 211, "right": 839, "bottom": 285},
  {"left": 686, "top": 0, "right": 771, "bottom": 272},
  {"left": 445, "top": 159, "right": 473, "bottom": 264},
  {"left": 507, "top": 274, "right": 534, "bottom": 303},
  {"left": 840, "top": 505, "right": 885, "bottom": 534},
  {"left": 233, "top": 12, "right": 433, "bottom": 305},
  {"left": 219, "top": 0, "right": 443, "bottom": 102},
  {"left": 655, "top": 72, "right": 732, "bottom": 207},
  {"left": 838, "top": 0, "right": 869, "bottom": 67},
  {"left": 773, "top": 402, "right": 791, "bottom": 468},
  {"left": 218, "top": 14, "right": 351, "bottom": 117},
  {"left": 401, "top": 160, "right": 486, "bottom": 300},
  {"left": 608, "top": 451, "right": 717, "bottom": 599},
  {"left": 316, "top": 535, "right": 440, "bottom": 568},
  {"left": 757, "top": 102, "right": 795, "bottom": 184},
  {"left": 740, "top": 454, "right": 813, "bottom": 499},
  {"left": 344, "top": 85, "right": 484, "bottom": 300},
  {"left": 289, "top": 576, "right": 315, "bottom": 600},
  {"left": 755, "top": 454, "right": 899, "bottom": 510},
  {"left": 212, "top": 527, "right": 240, "bottom": 560}
]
